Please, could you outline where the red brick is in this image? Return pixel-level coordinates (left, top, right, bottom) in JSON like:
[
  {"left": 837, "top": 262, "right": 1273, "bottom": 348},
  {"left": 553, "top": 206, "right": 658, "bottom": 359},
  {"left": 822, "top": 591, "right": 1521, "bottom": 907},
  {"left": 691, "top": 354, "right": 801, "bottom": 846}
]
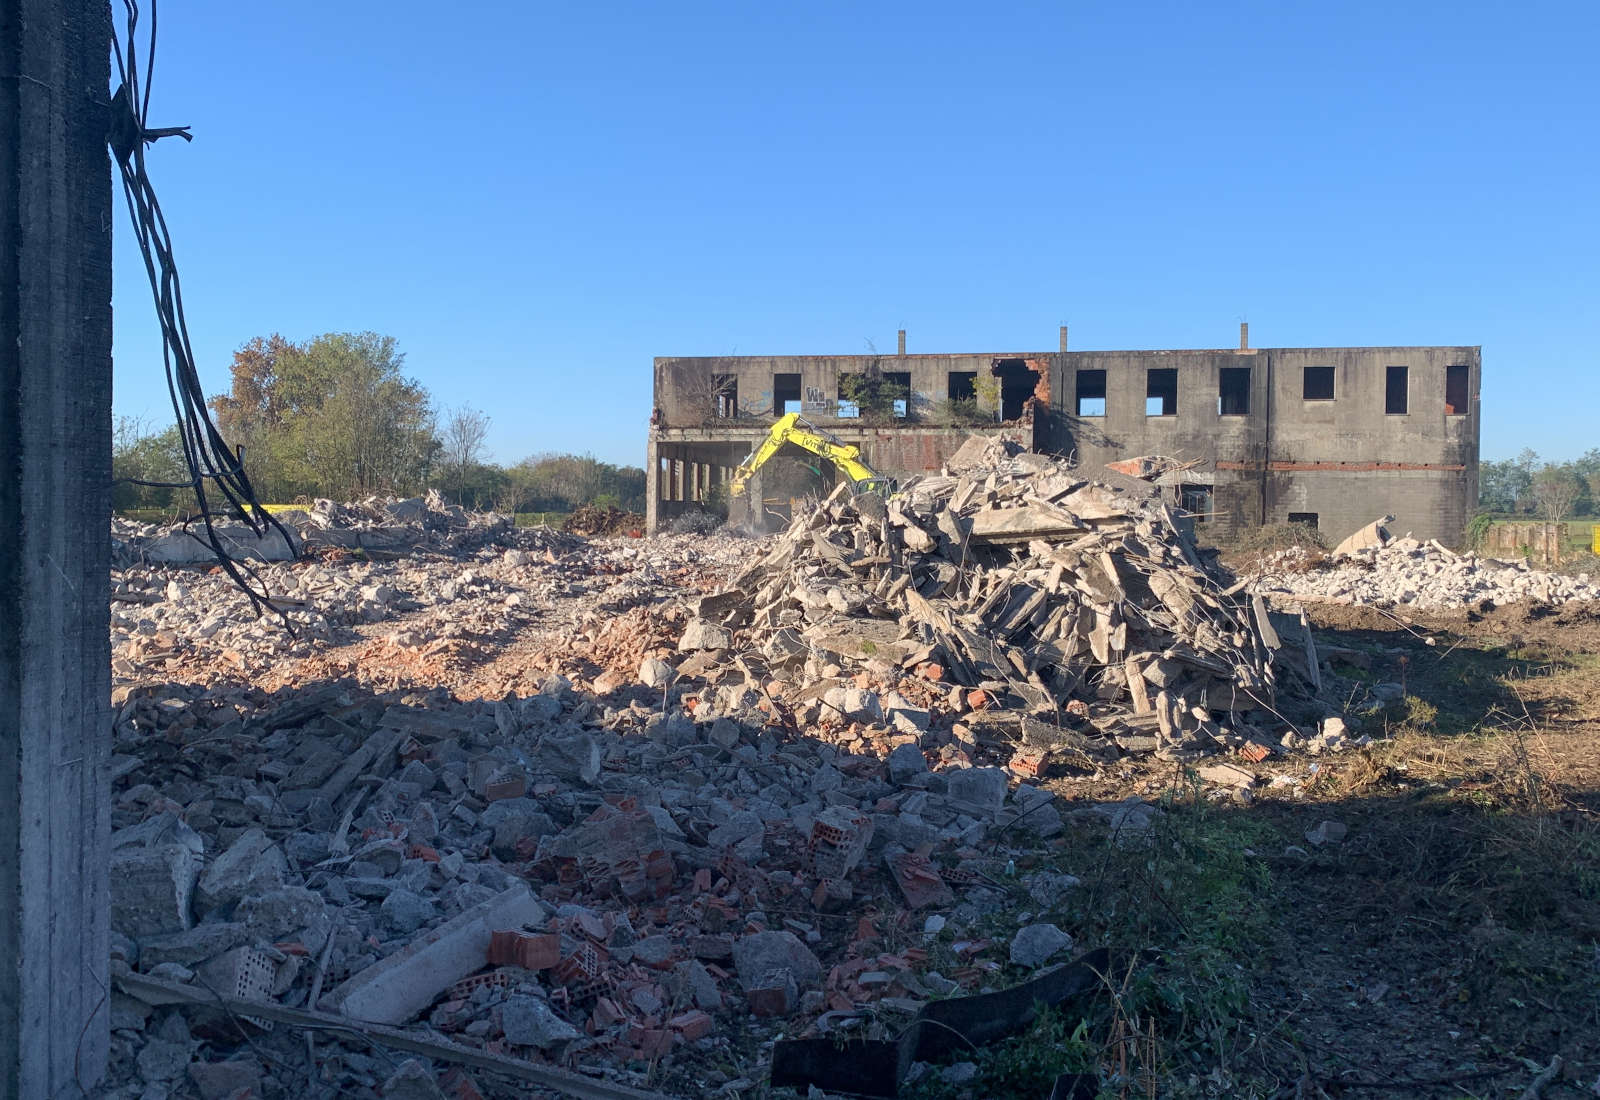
[
  {"left": 484, "top": 773, "right": 526, "bottom": 802},
  {"left": 747, "top": 984, "right": 793, "bottom": 1018},
  {"left": 440, "top": 1068, "right": 485, "bottom": 1100},
  {"left": 668, "top": 1010, "right": 713, "bottom": 1041},
  {"left": 591, "top": 996, "right": 627, "bottom": 1029},
  {"left": 628, "top": 1026, "right": 673, "bottom": 1058}
]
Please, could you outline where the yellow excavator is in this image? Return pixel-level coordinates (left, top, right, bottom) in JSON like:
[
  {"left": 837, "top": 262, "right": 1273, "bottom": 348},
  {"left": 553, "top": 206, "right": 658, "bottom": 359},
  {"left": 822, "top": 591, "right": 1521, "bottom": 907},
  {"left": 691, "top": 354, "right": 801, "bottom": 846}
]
[{"left": 728, "top": 412, "right": 895, "bottom": 499}]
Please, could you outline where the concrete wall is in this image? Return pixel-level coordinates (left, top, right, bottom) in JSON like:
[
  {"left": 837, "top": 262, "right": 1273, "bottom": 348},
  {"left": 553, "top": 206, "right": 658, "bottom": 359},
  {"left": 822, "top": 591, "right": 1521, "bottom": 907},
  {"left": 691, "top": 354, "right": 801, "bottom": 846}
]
[
  {"left": 652, "top": 352, "right": 1051, "bottom": 429},
  {"left": 0, "top": 0, "right": 113, "bottom": 1092},
  {"left": 1055, "top": 346, "right": 1480, "bottom": 543},
  {"left": 650, "top": 344, "right": 1480, "bottom": 545},
  {"left": 1046, "top": 349, "right": 1269, "bottom": 534}
]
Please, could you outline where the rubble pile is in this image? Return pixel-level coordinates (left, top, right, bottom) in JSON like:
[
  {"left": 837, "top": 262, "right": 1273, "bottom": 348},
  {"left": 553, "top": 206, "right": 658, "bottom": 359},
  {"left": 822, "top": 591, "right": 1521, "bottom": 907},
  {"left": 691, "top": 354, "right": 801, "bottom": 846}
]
[
  {"left": 111, "top": 516, "right": 585, "bottom": 681},
  {"left": 1254, "top": 536, "right": 1599, "bottom": 610},
  {"left": 103, "top": 627, "right": 1148, "bottom": 1098},
  {"left": 113, "top": 489, "right": 531, "bottom": 568},
  {"left": 685, "top": 437, "right": 1325, "bottom": 764},
  {"left": 95, "top": 461, "right": 1352, "bottom": 1098},
  {"left": 563, "top": 503, "right": 647, "bottom": 538}
]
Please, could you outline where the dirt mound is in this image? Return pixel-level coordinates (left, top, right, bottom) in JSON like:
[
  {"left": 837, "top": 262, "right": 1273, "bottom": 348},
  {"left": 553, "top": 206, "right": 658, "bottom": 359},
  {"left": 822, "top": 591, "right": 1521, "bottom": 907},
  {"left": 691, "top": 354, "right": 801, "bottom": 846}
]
[{"left": 561, "top": 503, "right": 645, "bottom": 537}]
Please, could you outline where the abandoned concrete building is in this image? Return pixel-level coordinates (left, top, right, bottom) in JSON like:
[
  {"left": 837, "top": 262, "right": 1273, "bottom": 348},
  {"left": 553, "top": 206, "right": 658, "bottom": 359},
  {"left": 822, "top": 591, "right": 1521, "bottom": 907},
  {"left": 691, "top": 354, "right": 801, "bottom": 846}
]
[{"left": 647, "top": 326, "right": 1481, "bottom": 545}]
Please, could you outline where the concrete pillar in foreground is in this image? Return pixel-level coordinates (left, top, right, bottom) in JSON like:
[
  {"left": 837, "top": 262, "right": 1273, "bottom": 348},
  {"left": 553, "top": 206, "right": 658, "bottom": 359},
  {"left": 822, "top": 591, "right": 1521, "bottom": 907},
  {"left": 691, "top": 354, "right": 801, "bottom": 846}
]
[
  {"left": 0, "top": 0, "right": 113, "bottom": 1093},
  {"left": 645, "top": 438, "right": 661, "bottom": 533}
]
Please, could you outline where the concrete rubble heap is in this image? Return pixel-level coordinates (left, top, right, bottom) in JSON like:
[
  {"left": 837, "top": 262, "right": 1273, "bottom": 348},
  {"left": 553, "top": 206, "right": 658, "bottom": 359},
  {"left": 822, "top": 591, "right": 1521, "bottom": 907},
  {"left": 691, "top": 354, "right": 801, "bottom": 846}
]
[
  {"left": 1255, "top": 535, "right": 1599, "bottom": 610},
  {"left": 110, "top": 492, "right": 586, "bottom": 680},
  {"left": 96, "top": 450, "right": 1346, "bottom": 1098},
  {"left": 691, "top": 436, "right": 1321, "bottom": 764}
]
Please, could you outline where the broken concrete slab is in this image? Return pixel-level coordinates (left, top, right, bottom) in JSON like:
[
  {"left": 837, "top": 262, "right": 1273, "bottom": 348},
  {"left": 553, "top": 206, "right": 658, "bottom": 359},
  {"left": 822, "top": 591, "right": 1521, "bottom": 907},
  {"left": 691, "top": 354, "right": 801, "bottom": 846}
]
[
  {"left": 1010, "top": 923, "right": 1074, "bottom": 968},
  {"left": 324, "top": 884, "right": 546, "bottom": 1025},
  {"left": 1332, "top": 515, "right": 1394, "bottom": 557},
  {"left": 194, "top": 827, "right": 287, "bottom": 915}
]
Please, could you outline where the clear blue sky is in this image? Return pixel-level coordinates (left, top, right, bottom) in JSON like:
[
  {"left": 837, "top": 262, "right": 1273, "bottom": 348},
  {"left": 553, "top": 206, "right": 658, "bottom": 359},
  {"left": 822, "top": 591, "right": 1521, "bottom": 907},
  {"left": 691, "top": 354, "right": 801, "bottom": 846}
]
[{"left": 112, "top": 0, "right": 1599, "bottom": 468}]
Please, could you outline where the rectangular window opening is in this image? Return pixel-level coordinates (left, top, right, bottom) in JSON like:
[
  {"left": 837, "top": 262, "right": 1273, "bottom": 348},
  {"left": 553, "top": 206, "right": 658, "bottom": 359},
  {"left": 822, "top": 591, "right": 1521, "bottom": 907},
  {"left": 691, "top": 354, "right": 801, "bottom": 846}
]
[
  {"left": 1288, "top": 512, "right": 1319, "bottom": 529},
  {"left": 993, "top": 358, "right": 1042, "bottom": 420},
  {"left": 1445, "top": 364, "right": 1469, "bottom": 415},
  {"left": 1385, "top": 365, "right": 1408, "bottom": 414},
  {"left": 1218, "top": 367, "right": 1250, "bottom": 415},
  {"left": 773, "top": 373, "right": 802, "bottom": 416},
  {"left": 1180, "top": 483, "right": 1214, "bottom": 522},
  {"left": 1302, "top": 366, "right": 1335, "bottom": 401},
  {"left": 836, "top": 374, "right": 860, "bottom": 418},
  {"left": 948, "top": 371, "right": 977, "bottom": 402},
  {"left": 884, "top": 371, "right": 911, "bottom": 419},
  {"left": 1075, "top": 369, "right": 1106, "bottom": 417},
  {"left": 712, "top": 374, "right": 738, "bottom": 418},
  {"left": 1146, "top": 367, "right": 1177, "bottom": 417}
]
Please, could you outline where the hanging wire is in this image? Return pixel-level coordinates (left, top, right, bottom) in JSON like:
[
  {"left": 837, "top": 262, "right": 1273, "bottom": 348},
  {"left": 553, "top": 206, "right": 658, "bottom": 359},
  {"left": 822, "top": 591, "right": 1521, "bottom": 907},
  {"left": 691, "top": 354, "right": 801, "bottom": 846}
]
[{"left": 110, "top": 0, "right": 295, "bottom": 624}]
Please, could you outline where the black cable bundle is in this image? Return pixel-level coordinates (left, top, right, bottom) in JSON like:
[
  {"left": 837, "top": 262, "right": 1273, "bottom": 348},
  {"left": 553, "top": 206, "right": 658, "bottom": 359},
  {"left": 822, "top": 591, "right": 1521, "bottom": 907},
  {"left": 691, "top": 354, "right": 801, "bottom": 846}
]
[{"left": 109, "top": 0, "right": 295, "bottom": 623}]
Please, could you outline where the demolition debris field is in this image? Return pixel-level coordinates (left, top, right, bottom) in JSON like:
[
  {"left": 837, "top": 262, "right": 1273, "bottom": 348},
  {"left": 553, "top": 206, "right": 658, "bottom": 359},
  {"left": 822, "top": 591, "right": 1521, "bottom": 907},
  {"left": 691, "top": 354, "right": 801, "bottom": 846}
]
[{"left": 102, "top": 449, "right": 1600, "bottom": 1100}]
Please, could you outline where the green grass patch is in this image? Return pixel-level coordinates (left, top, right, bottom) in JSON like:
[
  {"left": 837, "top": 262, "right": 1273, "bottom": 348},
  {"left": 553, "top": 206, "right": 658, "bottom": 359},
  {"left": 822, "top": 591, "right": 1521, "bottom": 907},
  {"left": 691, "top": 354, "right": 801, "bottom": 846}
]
[{"left": 905, "top": 780, "right": 1283, "bottom": 1098}]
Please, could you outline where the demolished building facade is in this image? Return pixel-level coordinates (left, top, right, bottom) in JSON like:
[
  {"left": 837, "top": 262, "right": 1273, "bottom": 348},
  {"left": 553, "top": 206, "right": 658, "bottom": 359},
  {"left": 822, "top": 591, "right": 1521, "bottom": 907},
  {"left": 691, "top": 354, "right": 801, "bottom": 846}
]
[{"left": 647, "top": 326, "right": 1481, "bottom": 545}]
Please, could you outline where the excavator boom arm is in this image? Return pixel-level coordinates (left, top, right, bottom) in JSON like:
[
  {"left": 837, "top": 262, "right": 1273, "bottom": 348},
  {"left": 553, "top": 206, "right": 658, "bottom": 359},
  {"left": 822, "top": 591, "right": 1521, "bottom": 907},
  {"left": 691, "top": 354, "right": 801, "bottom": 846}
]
[{"left": 727, "top": 413, "right": 891, "bottom": 498}]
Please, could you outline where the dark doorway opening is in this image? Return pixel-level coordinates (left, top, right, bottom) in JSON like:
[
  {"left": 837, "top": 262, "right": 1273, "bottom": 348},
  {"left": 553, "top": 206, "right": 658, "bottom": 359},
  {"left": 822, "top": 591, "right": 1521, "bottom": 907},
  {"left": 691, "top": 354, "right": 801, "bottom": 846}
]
[
  {"left": 1218, "top": 367, "right": 1250, "bottom": 415},
  {"left": 774, "top": 373, "right": 802, "bottom": 415},
  {"left": 993, "top": 358, "right": 1040, "bottom": 421},
  {"left": 1385, "top": 366, "right": 1408, "bottom": 414},
  {"left": 1288, "top": 512, "right": 1319, "bottom": 529},
  {"left": 1445, "top": 364, "right": 1469, "bottom": 415},
  {"left": 1076, "top": 369, "right": 1106, "bottom": 416},
  {"left": 1146, "top": 368, "right": 1177, "bottom": 417},
  {"left": 712, "top": 374, "right": 738, "bottom": 418},
  {"left": 884, "top": 371, "right": 911, "bottom": 418}
]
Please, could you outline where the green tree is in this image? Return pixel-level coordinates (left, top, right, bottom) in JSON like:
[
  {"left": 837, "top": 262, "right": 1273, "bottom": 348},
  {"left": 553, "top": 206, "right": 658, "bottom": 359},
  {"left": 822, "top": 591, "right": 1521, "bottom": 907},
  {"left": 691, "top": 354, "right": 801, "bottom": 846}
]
[
  {"left": 506, "top": 453, "right": 646, "bottom": 513},
  {"left": 112, "top": 417, "right": 188, "bottom": 513},
  {"left": 1478, "top": 448, "right": 1539, "bottom": 513},
  {"left": 211, "top": 332, "right": 438, "bottom": 501},
  {"left": 1531, "top": 463, "right": 1582, "bottom": 526}
]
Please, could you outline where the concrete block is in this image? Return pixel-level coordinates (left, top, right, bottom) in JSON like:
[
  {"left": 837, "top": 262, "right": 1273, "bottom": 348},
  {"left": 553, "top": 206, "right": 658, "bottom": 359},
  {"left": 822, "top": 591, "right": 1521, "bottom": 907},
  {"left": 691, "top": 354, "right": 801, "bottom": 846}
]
[
  {"left": 195, "top": 828, "right": 287, "bottom": 915},
  {"left": 501, "top": 995, "right": 581, "bottom": 1049},
  {"left": 539, "top": 728, "right": 601, "bottom": 785},
  {"left": 110, "top": 814, "right": 203, "bottom": 938},
  {"left": 324, "top": 885, "right": 546, "bottom": 1024},
  {"left": 732, "top": 931, "right": 822, "bottom": 993},
  {"left": 945, "top": 766, "right": 1008, "bottom": 817}
]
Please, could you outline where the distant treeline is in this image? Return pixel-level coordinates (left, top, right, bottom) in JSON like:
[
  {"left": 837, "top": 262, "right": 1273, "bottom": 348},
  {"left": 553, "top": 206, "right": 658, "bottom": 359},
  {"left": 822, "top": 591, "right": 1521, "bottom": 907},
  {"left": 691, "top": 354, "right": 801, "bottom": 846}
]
[{"left": 113, "top": 331, "right": 643, "bottom": 516}]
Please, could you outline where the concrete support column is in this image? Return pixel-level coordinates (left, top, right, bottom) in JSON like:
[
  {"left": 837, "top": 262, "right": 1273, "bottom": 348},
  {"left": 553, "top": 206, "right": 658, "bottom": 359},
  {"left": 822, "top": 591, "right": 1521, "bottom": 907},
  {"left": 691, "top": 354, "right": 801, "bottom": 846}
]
[
  {"left": 645, "top": 438, "right": 661, "bottom": 533},
  {"left": 0, "top": 0, "right": 113, "bottom": 1093}
]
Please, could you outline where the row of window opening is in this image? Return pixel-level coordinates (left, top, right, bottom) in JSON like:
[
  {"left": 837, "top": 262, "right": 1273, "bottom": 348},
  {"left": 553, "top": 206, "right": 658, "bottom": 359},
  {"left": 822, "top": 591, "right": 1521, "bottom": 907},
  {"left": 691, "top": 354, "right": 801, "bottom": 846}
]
[
  {"left": 1074, "top": 364, "right": 1470, "bottom": 418},
  {"left": 719, "top": 371, "right": 987, "bottom": 419}
]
